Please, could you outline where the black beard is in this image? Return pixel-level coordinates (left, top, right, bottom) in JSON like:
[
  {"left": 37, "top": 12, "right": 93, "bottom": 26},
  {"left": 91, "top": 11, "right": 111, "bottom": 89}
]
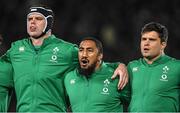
[{"left": 78, "top": 62, "right": 97, "bottom": 78}]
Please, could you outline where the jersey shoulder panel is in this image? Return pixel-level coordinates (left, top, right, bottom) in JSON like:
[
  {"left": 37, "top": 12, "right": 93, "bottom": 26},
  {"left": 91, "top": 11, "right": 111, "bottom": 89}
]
[
  {"left": 11, "top": 38, "right": 29, "bottom": 46},
  {"left": 53, "top": 37, "right": 78, "bottom": 49},
  {"left": 53, "top": 38, "right": 78, "bottom": 56},
  {"left": 128, "top": 58, "right": 142, "bottom": 68},
  {"left": 64, "top": 69, "right": 77, "bottom": 81}
]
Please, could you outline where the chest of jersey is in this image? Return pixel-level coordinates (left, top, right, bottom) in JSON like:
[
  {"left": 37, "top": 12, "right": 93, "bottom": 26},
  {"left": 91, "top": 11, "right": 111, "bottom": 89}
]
[
  {"left": 65, "top": 73, "right": 123, "bottom": 112},
  {"left": 131, "top": 63, "right": 180, "bottom": 94},
  {"left": 11, "top": 44, "right": 73, "bottom": 81}
]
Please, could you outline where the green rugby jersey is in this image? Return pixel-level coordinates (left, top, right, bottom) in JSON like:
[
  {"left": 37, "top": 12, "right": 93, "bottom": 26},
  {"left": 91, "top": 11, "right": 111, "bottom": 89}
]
[
  {"left": 1, "top": 35, "right": 78, "bottom": 112},
  {"left": 128, "top": 55, "right": 180, "bottom": 112},
  {"left": 0, "top": 59, "right": 13, "bottom": 112},
  {"left": 64, "top": 62, "right": 131, "bottom": 112}
]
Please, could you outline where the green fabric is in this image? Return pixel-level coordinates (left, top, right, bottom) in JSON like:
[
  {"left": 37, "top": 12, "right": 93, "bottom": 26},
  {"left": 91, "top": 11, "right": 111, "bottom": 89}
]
[
  {"left": 0, "top": 92, "right": 7, "bottom": 112},
  {"left": 34, "top": 45, "right": 41, "bottom": 52},
  {"left": 0, "top": 59, "right": 13, "bottom": 112},
  {"left": 128, "top": 55, "right": 180, "bottom": 112},
  {"left": 0, "top": 35, "right": 78, "bottom": 112},
  {"left": 64, "top": 62, "right": 131, "bottom": 112},
  {"left": 105, "top": 62, "right": 120, "bottom": 69}
]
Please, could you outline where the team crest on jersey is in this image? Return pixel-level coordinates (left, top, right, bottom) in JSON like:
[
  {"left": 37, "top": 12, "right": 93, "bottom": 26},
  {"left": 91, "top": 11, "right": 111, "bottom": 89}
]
[
  {"left": 160, "top": 66, "right": 169, "bottom": 81},
  {"left": 101, "top": 79, "right": 110, "bottom": 95},
  {"left": 19, "top": 46, "right": 25, "bottom": 52},
  {"left": 50, "top": 47, "right": 59, "bottom": 63}
]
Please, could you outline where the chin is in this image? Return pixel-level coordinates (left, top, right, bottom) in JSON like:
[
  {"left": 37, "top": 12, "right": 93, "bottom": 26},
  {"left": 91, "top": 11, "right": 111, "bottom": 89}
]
[
  {"left": 143, "top": 53, "right": 149, "bottom": 57},
  {"left": 29, "top": 32, "right": 39, "bottom": 36}
]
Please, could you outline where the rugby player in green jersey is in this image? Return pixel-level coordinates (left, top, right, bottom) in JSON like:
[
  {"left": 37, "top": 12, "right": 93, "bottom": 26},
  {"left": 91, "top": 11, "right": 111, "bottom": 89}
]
[
  {"left": 64, "top": 36, "right": 131, "bottom": 112},
  {"left": 128, "top": 22, "right": 180, "bottom": 112},
  {"left": 0, "top": 60, "right": 13, "bottom": 112}
]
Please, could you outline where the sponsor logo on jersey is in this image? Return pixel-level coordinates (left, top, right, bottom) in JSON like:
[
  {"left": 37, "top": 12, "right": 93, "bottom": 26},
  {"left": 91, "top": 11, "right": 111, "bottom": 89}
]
[
  {"left": 19, "top": 46, "right": 25, "bottom": 52},
  {"left": 70, "top": 79, "right": 76, "bottom": 84},
  {"left": 101, "top": 79, "right": 110, "bottom": 95},
  {"left": 132, "top": 67, "right": 138, "bottom": 72},
  {"left": 160, "top": 66, "right": 169, "bottom": 81},
  {"left": 50, "top": 47, "right": 59, "bottom": 63}
]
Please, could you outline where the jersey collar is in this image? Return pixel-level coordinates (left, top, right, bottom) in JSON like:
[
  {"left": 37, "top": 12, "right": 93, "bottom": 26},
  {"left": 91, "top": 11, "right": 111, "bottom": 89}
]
[{"left": 142, "top": 55, "right": 171, "bottom": 67}]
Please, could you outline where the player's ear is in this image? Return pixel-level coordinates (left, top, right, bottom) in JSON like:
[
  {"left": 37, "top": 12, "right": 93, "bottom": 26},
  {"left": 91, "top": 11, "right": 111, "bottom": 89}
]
[
  {"left": 161, "top": 41, "right": 167, "bottom": 50},
  {"left": 98, "top": 53, "right": 103, "bottom": 62}
]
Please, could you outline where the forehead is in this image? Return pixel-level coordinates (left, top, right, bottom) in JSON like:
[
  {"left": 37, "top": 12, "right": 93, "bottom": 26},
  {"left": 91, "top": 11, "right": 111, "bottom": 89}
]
[
  {"left": 27, "top": 12, "right": 44, "bottom": 18},
  {"left": 79, "top": 40, "right": 96, "bottom": 48},
  {"left": 141, "top": 31, "right": 160, "bottom": 38}
]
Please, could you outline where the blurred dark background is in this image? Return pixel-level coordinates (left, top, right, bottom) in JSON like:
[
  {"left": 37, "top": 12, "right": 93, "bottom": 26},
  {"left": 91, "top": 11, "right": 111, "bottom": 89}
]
[{"left": 0, "top": 0, "right": 180, "bottom": 111}]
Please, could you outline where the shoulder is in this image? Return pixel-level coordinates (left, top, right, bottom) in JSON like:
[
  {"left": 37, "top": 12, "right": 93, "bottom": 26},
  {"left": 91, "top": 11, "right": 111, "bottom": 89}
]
[
  {"left": 11, "top": 38, "right": 28, "bottom": 46},
  {"left": 128, "top": 58, "right": 142, "bottom": 67},
  {"left": 47, "top": 35, "right": 78, "bottom": 58},
  {"left": 0, "top": 59, "right": 12, "bottom": 71},
  {"left": 52, "top": 35, "right": 78, "bottom": 48},
  {"left": 104, "top": 63, "right": 115, "bottom": 72},
  {"left": 97, "top": 63, "right": 115, "bottom": 76},
  {"left": 167, "top": 56, "right": 180, "bottom": 66},
  {"left": 52, "top": 36, "right": 78, "bottom": 54},
  {"left": 7, "top": 38, "right": 29, "bottom": 53},
  {"left": 64, "top": 69, "right": 78, "bottom": 85},
  {"left": 64, "top": 69, "right": 77, "bottom": 80}
]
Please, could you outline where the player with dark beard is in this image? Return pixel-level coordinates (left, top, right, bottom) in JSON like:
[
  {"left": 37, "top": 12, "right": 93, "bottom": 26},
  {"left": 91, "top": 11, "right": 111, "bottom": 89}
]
[
  {"left": 64, "top": 36, "right": 131, "bottom": 112},
  {"left": 77, "top": 37, "right": 103, "bottom": 77}
]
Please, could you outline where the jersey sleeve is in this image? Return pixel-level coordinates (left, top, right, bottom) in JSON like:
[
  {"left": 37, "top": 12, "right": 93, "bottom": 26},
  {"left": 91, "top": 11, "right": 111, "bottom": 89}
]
[
  {"left": 0, "top": 59, "right": 14, "bottom": 112},
  {"left": 119, "top": 79, "right": 131, "bottom": 105},
  {"left": 0, "top": 43, "right": 14, "bottom": 112},
  {"left": 71, "top": 45, "right": 79, "bottom": 67},
  {"left": 104, "top": 62, "right": 121, "bottom": 69},
  {"left": 64, "top": 45, "right": 79, "bottom": 75},
  {"left": 127, "top": 62, "right": 134, "bottom": 87}
]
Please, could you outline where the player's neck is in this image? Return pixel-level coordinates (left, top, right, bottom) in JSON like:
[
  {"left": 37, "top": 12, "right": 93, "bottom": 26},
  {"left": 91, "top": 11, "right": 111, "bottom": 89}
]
[
  {"left": 144, "top": 52, "right": 164, "bottom": 64},
  {"left": 31, "top": 32, "right": 51, "bottom": 46}
]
